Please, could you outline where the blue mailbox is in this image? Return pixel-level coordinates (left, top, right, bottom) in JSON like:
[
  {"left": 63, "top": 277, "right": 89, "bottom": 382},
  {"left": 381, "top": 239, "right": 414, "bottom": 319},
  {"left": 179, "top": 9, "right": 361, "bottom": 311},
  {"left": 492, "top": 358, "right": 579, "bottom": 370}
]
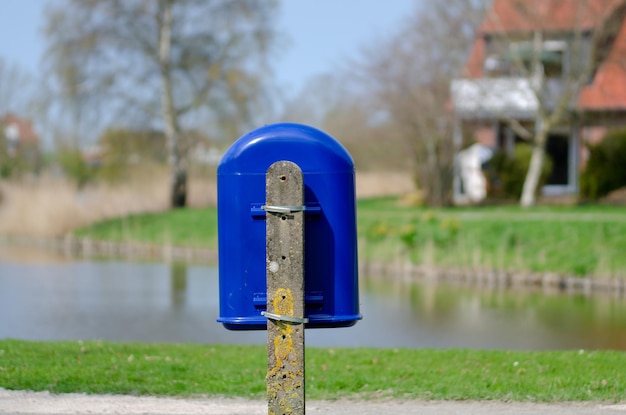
[{"left": 217, "top": 123, "right": 361, "bottom": 330}]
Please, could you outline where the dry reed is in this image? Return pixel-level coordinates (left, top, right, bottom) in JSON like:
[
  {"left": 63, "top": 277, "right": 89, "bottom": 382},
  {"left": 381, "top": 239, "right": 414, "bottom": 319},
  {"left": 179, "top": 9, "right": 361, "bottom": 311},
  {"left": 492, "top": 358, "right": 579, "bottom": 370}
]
[
  {"left": 0, "top": 170, "right": 412, "bottom": 238},
  {"left": 0, "top": 173, "right": 218, "bottom": 238}
]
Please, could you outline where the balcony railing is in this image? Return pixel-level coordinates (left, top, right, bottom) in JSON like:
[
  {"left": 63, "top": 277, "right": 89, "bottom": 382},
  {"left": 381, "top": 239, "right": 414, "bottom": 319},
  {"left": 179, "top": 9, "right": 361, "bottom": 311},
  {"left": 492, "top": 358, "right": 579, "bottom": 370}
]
[{"left": 451, "top": 77, "right": 566, "bottom": 119}]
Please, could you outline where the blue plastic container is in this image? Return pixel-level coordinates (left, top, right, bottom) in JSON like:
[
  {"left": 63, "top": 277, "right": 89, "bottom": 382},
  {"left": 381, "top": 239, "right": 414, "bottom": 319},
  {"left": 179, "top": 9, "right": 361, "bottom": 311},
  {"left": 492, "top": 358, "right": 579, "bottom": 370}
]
[{"left": 217, "top": 123, "right": 361, "bottom": 330}]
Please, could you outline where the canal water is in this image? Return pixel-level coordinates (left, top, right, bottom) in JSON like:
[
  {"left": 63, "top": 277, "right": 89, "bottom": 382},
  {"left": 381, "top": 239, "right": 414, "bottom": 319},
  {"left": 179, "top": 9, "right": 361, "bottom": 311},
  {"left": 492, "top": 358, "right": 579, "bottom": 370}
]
[{"left": 1, "top": 246, "right": 626, "bottom": 350}]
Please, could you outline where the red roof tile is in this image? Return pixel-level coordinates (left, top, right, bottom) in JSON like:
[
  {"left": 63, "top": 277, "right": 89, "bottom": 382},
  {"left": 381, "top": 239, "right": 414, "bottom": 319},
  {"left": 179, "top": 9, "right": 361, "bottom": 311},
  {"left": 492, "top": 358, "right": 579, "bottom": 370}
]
[
  {"left": 578, "top": 18, "right": 626, "bottom": 109},
  {"left": 480, "top": 0, "right": 623, "bottom": 34},
  {"left": 464, "top": 38, "right": 486, "bottom": 78}
]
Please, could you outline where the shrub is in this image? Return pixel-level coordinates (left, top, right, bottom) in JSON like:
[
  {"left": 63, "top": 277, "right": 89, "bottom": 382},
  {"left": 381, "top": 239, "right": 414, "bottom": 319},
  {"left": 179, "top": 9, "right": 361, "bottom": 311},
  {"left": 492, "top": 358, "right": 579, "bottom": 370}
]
[
  {"left": 96, "top": 129, "right": 168, "bottom": 183},
  {"left": 57, "top": 149, "right": 96, "bottom": 187},
  {"left": 0, "top": 152, "right": 27, "bottom": 178},
  {"left": 0, "top": 136, "right": 37, "bottom": 179},
  {"left": 580, "top": 128, "right": 626, "bottom": 200},
  {"left": 487, "top": 144, "right": 552, "bottom": 199}
]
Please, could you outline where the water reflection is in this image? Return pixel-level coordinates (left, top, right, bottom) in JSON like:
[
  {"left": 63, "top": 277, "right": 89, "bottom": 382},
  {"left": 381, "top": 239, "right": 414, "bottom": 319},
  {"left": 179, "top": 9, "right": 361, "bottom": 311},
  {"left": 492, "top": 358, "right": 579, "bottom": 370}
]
[
  {"left": 0, "top": 250, "right": 625, "bottom": 350},
  {"left": 356, "top": 278, "right": 626, "bottom": 350},
  {"left": 170, "top": 262, "right": 187, "bottom": 308}
]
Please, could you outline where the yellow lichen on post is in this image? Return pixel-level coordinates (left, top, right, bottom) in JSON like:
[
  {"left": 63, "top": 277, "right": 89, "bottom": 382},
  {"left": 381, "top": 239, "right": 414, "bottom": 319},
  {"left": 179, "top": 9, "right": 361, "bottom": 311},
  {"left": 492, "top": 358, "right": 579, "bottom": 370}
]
[
  {"left": 273, "top": 288, "right": 295, "bottom": 317},
  {"left": 268, "top": 288, "right": 295, "bottom": 379}
]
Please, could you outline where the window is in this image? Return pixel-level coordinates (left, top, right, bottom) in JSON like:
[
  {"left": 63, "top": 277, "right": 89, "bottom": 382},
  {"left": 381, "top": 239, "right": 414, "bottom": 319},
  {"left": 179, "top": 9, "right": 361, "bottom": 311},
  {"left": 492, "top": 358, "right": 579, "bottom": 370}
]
[
  {"left": 484, "top": 38, "right": 568, "bottom": 78},
  {"left": 509, "top": 40, "right": 566, "bottom": 78}
]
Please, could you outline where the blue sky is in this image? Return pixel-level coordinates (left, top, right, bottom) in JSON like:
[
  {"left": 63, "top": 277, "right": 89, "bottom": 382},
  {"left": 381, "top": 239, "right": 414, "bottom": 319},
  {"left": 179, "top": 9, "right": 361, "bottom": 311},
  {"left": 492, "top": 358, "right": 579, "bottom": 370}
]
[
  {"left": 0, "top": 0, "right": 416, "bottom": 100},
  {"left": 277, "top": 0, "right": 417, "bottom": 96}
]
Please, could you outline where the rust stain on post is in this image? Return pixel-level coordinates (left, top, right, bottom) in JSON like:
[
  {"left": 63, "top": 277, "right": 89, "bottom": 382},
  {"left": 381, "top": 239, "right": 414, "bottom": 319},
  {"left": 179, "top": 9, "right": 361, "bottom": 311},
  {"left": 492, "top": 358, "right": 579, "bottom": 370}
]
[{"left": 265, "top": 161, "right": 305, "bottom": 415}]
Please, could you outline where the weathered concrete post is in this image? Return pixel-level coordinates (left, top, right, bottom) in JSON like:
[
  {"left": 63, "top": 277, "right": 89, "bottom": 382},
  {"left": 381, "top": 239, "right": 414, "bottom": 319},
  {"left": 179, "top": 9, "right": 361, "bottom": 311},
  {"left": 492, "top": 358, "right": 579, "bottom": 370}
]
[{"left": 263, "top": 161, "right": 306, "bottom": 415}]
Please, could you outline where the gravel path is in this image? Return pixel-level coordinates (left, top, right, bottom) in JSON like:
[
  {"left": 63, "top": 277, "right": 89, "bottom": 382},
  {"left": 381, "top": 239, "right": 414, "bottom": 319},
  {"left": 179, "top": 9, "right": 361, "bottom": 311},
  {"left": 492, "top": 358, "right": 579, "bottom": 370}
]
[{"left": 2, "top": 388, "right": 625, "bottom": 415}]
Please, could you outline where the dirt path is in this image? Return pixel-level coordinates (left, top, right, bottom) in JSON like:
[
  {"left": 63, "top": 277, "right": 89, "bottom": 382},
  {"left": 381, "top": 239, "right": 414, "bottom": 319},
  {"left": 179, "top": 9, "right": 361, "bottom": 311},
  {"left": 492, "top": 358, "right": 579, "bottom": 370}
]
[{"left": 1, "top": 388, "right": 625, "bottom": 415}]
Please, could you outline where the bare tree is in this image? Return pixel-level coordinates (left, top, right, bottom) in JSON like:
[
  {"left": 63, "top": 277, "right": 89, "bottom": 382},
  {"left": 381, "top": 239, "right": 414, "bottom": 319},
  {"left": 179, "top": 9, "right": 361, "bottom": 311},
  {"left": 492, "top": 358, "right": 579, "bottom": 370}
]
[
  {"left": 0, "top": 59, "right": 41, "bottom": 178},
  {"left": 278, "top": 72, "right": 411, "bottom": 171},
  {"left": 43, "top": 0, "right": 280, "bottom": 207},
  {"left": 0, "top": 59, "right": 35, "bottom": 116},
  {"left": 355, "top": 1, "right": 485, "bottom": 206}
]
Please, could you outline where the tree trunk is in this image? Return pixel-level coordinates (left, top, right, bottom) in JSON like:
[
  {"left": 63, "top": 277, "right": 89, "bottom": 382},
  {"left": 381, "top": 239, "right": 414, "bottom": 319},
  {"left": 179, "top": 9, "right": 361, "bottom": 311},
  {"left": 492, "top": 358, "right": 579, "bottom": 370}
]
[
  {"left": 424, "top": 134, "right": 442, "bottom": 206},
  {"left": 520, "top": 131, "right": 547, "bottom": 208},
  {"left": 158, "top": 0, "right": 187, "bottom": 208}
]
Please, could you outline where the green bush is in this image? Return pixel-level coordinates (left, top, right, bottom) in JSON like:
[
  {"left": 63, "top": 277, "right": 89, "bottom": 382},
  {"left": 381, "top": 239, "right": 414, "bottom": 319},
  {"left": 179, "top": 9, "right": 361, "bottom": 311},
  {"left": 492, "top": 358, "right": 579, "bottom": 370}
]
[
  {"left": 0, "top": 136, "right": 37, "bottom": 179},
  {"left": 580, "top": 128, "right": 626, "bottom": 200},
  {"left": 57, "top": 149, "right": 96, "bottom": 187},
  {"left": 487, "top": 144, "right": 552, "bottom": 199},
  {"left": 0, "top": 153, "right": 27, "bottom": 178},
  {"left": 96, "top": 129, "right": 168, "bottom": 183}
]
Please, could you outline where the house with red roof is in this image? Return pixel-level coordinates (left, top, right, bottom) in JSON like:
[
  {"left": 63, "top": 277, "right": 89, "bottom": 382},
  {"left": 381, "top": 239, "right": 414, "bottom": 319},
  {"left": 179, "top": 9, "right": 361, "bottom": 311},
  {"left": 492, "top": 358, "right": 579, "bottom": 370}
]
[
  {"left": 1, "top": 113, "right": 41, "bottom": 174},
  {"left": 451, "top": 0, "right": 626, "bottom": 203}
]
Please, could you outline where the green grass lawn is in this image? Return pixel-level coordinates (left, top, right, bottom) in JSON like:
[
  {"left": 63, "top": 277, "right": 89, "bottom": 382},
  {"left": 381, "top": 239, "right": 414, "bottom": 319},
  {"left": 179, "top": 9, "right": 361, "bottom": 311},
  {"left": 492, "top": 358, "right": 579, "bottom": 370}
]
[
  {"left": 73, "top": 197, "right": 626, "bottom": 277},
  {"left": 1, "top": 340, "right": 624, "bottom": 401},
  {"left": 74, "top": 207, "right": 218, "bottom": 249}
]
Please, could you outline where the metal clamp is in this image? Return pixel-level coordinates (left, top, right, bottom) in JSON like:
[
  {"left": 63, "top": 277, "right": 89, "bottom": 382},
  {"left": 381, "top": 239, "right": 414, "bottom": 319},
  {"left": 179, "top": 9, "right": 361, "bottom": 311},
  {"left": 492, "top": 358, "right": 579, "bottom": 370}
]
[
  {"left": 261, "top": 311, "right": 309, "bottom": 324},
  {"left": 261, "top": 205, "right": 306, "bottom": 214}
]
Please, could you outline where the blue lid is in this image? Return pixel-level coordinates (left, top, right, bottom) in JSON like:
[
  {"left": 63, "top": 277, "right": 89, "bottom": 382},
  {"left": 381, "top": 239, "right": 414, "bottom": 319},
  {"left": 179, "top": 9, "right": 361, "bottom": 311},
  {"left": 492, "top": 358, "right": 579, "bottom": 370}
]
[{"left": 218, "top": 123, "right": 354, "bottom": 174}]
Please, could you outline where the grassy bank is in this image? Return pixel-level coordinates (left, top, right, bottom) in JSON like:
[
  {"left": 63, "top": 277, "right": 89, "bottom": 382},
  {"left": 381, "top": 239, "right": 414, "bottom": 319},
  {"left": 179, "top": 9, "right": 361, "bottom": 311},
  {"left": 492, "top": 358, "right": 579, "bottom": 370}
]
[
  {"left": 72, "top": 197, "right": 626, "bottom": 277},
  {"left": 74, "top": 207, "right": 218, "bottom": 249},
  {"left": 359, "top": 199, "right": 626, "bottom": 277},
  {"left": 0, "top": 340, "right": 624, "bottom": 401}
]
